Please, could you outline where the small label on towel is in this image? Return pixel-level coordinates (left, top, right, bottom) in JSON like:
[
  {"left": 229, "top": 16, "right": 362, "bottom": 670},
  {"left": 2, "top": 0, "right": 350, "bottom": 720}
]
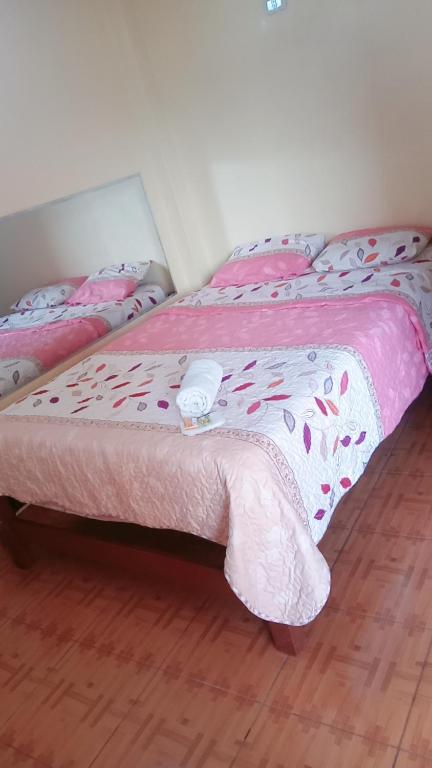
[{"left": 180, "top": 412, "right": 225, "bottom": 436}]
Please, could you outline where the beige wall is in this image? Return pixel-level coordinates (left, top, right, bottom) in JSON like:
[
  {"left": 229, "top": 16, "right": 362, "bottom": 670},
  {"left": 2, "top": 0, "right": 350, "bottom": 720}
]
[
  {"left": 123, "top": 0, "right": 432, "bottom": 286},
  {"left": 2, "top": 0, "right": 432, "bottom": 296}
]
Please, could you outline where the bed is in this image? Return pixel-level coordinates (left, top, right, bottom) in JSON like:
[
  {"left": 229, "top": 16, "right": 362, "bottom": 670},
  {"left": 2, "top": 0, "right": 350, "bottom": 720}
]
[
  {"left": 0, "top": 265, "right": 171, "bottom": 399},
  {"left": 0, "top": 243, "right": 431, "bottom": 652}
]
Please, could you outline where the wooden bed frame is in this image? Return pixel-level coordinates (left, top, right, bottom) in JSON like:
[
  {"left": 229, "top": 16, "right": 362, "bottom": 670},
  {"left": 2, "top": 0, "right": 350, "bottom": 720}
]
[{"left": 0, "top": 496, "right": 304, "bottom": 655}]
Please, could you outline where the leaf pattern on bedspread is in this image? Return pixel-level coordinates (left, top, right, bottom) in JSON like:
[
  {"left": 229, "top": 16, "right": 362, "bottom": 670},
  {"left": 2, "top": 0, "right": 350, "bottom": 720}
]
[{"left": 4, "top": 344, "right": 381, "bottom": 548}]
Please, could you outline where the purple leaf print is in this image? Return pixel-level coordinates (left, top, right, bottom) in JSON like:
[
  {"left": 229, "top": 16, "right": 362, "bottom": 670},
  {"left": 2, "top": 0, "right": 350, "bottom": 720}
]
[
  {"left": 233, "top": 294, "right": 243, "bottom": 301},
  {"left": 314, "top": 397, "right": 327, "bottom": 416},
  {"left": 129, "top": 391, "right": 150, "bottom": 398},
  {"left": 303, "top": 423, "right": 312, "bottom": 454},
  {"left": 149, "top": 296, "right": 157, "bottom": 305},
  {"left": 71, "top": 405, "right": 89, "bottom": 414},
  {"left": 247, "top": 401, "right": 261, "bottom": 415},
  {"left": 324, "top": 377, "right": 333, "bottom": 395},
  {"left": 355, "top": 431, "right": 366, "bottom": 445},
  {"left": 251, "top": 285, "right": 262, "bottom": 292},
  {"left": 157, "top": 400, "right": 169, "bottom": 409},
  {"left": 112, "top": 381, "right": 130, "bottom": 390},
  {"left": 233, "top": 382, "right": 254, "bottom": 392},
  {"left": 222, "top": 374, "right": 233, "bottom": 383},
  {"left": 284, "top": 410, "right": 296, "bottom": 433},
  {"left": 361, "top": 273, "right": 373, "bottom": 284},
  {"left": 113, "top": 397, "right": 127, "bottom": 409},
  {"left": 243, "top": 360, "right": 257, "bottom": 372},
  {"left": 341, "top": 435, "right": 351, "bottom": 447},
  {"left": 395, "top": 245, "right": 406, "bottom": 258},
  {"left": 314, "top": 509, "right": 326, "bottom": 521}
]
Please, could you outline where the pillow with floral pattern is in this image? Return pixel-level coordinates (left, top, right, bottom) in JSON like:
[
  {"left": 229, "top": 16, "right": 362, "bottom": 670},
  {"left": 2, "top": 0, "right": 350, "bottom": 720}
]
[
  {"left": 210, "top": 233, "right": 326, "bottom": 287},
  {"left": 67, "top": 261, "right": 150, "bottom": 305},
  {"left": 11, "top": 276, "right": 87, "bottom": 311},
  {"left": 313, "top": 227, "right": 432, "bottom": 272}
]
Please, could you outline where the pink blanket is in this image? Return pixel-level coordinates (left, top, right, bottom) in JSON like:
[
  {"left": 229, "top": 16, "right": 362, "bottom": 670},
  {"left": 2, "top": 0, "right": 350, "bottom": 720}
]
[
  {"left": 0, "top": 286, "right": 427, "bottom": 625},
  {"left": 0, "top": 317, "right": 106, "bottom": 392},
  {"left": 0, "top": 285, "right": 166, "bottom": 397}
]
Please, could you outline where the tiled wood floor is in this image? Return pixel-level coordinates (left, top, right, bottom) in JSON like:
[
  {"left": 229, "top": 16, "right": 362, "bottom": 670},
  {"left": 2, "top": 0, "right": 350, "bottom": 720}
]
[{"left": 1, "top": 381, "right": 432, "bottom": 767}]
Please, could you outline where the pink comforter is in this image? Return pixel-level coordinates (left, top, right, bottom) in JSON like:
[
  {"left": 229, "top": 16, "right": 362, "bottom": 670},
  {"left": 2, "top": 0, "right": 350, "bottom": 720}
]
[
  {"left": 0, "top": 286, "right": 428, "bottom": 625},
  {"left": 0, "top": 316, "right": 107, "bottom": 390},
  {"left": 0, "top": 285, "right": 166, "bottom": 397}
]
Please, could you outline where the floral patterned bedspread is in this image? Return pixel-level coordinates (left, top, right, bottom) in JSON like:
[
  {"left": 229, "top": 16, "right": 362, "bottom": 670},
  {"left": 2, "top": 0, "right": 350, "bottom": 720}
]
[
  {"left": 179, "top": 249, "right": 432, "bottom": 368},
  {"left": 1, "top": 342, "right": 381, "bottom": 624},
  {"left": 2, "top": 262, "right": 428, "bottom": 624},
  {"left": 0, "top": 285, "right": 164, "bottom": 330}
]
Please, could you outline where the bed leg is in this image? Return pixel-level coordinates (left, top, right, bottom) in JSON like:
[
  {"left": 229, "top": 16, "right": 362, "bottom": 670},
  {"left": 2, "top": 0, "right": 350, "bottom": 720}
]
[
  {"left": 267, "top": 621, "right": 304, "bottom": 655},
  {"left": 0, "top": 497, "right": 33, "bottom": 569}
]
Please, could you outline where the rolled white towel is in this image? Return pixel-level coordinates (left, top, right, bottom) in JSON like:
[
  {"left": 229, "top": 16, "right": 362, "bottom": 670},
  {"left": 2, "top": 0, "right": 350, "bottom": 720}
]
[{"left": 176, "top": 359, "right": 223, "bottom": 417}]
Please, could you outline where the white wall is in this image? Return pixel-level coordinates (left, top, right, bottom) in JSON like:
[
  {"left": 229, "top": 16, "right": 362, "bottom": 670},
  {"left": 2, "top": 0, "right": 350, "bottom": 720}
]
[
  {"left": 122, "top": 0, "right": 432, "bottom": 285},
  {"left": 0, "top": 176, "right": 168, "bottom": 313},
  {"left": 2, "top": 0, "right": 432, "bottom": 296}
]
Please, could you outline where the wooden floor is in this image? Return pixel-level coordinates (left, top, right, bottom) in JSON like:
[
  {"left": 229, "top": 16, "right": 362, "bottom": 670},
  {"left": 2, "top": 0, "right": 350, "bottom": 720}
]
[{"left": 1, "top": 381, "right": 432, "bottom": 768}]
